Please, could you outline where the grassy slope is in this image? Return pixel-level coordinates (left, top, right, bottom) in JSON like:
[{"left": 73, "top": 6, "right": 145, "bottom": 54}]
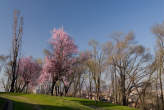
[
  {"left": 0, "top": 93, "right": 137, "bottom": 110},
  {"left": 64, "top": 97, "right": 137, "bottom": 110}
]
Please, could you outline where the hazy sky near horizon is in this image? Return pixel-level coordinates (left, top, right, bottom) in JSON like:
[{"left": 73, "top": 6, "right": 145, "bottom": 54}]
[{"left": 0, "top": 0, "right": 164, "bottom": 59}]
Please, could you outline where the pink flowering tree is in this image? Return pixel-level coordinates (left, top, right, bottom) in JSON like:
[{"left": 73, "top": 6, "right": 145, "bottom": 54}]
[
  {"left": 16, "top": 56, "right": 42, "bottom": 92},
  {"left": 40, "top": 28, "right": 78, "bottom": 96}
]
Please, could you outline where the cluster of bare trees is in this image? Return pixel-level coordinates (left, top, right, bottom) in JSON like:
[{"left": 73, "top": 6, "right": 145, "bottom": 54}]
[{"left": 55, "top": 25, "right": 164, "bottom": 110}]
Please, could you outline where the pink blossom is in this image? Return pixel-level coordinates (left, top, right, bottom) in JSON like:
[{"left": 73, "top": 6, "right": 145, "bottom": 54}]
[
  {"left": 18, "top": 56, "right": 42, "bottom": 88},
  {"left": 40, "top": 28, "right": 78, "bottom": 87}
]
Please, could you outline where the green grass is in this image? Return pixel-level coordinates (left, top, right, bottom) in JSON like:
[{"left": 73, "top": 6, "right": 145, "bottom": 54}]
[
  {"left": 0, "top": 93, "right": 138, "bottom": 110},
  {"left": 64, "top": 97, "right": 137, "bottom": 110}
]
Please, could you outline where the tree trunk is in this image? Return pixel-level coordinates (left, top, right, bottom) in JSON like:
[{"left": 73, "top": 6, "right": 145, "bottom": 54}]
[
  {"left": 64, "top": 86, "right": 69, "bottom": 96},
  {"left": 89, "top": 81, "right": 92, "bottom": 99},
  {"left": 97, "top": 77, "right": 100, "bottom": 101},
  {"left": 159, "top": 68, "right": 164, "bottom": 110},
  {"left": 10, "top": 73, "right": 16, "bottom": 92},
  {"left": 20, "top": 82, "right": 28, "bottom": 92},
  {"left": 55, "top": 86, "right": 58, "bottom": 96},
  {"left": 10, "top": 61, "right": 17, "bottom": 92},
  {"left": 51, "top": 81, "right": 56, "bottom": 96},
  {"left": 121, "top": 73, "right": 127, "bottom": 106}
]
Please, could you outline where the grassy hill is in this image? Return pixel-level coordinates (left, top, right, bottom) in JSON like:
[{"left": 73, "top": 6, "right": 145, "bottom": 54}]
[{"left": 0, "top": 93, "right": 137, "bottom": 110}]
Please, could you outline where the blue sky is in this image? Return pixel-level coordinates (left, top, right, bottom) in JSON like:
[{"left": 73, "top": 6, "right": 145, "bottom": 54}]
[{"left": 0, "top": 0, "right": 164, "bottom": 59}]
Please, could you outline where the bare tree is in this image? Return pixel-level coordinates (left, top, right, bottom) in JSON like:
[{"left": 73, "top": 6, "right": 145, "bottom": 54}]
[
  {"left": 10, "top": 10, "right": 23, "bottom": 92},
  {"left": 108, "top": 32, "right": 152, "bottom": 106},
  {"left": 87, "top": 40, "right": 107, "bottom": 101},
  {"left": 0, "top": 55, "right": 9, "bottom": 91},
  {"left": 0, "top": 55, "right": 8, "bottom": 72},
  {"left": 152, "top": 22, "right": 164, "bottom": 110}
]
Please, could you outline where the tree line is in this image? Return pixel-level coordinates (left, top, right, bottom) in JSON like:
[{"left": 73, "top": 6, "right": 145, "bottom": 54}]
[{"left": 1, "top": 10, "right": 164, "bottom": 110}]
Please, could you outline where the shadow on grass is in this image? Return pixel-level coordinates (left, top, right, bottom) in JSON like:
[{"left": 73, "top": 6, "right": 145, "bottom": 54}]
[
  {"left": 70, "top": 100, "right": 138, "bottom": 110},
  {"left": 0, "top": 97, "right": 88, "bottom": 110},
  {"left": 0, "top": 97, "right": 7, "bottom": 110},
  {"left": 70, "top": 99, "right": 118, "bottom": 108}
]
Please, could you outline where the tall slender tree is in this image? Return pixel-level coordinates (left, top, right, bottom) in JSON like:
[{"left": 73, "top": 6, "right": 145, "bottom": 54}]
[
  {"left": 10, "top": 10, "right": 23, "bottom": 92},
  {"left": 152, "top": 22, "right": 164, "bottom": 110},
  {"left": 87, "top": 40, "right": 107, "bottom": 100}
]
